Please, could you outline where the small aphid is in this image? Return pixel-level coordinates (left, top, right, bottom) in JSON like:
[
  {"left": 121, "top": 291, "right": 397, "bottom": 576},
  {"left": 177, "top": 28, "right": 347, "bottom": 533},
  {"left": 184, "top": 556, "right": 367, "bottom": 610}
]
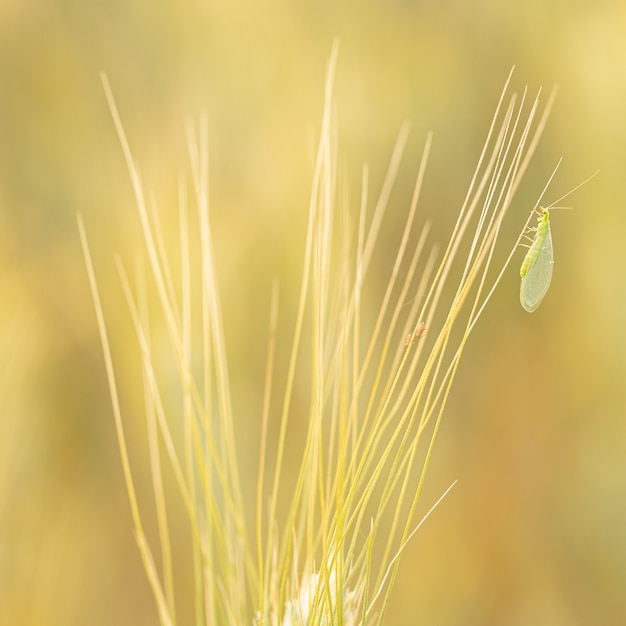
[
  {"left": 520, "top": 207, "right": 553, "bottom": 313},
  {"left": 405, "top": 321, "right": 427, "bottom": 345}
]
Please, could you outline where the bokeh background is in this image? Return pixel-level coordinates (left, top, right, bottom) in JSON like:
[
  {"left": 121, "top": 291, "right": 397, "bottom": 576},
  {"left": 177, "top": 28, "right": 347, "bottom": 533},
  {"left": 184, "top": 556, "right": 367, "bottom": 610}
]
[{"left": 1, "top": 1, "right": 625, "bottom": 624}]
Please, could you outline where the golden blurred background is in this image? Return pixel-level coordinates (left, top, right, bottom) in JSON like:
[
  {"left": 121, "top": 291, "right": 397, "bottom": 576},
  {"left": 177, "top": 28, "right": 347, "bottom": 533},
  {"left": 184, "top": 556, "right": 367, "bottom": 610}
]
[{"left": 1, "top": 0, "right": 625, "bottom": 624}]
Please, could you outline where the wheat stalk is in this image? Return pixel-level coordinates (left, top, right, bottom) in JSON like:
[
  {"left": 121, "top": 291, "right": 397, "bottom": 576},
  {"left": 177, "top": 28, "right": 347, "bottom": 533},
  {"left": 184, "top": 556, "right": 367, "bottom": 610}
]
[{"left": 79, "top": 46, "right": 557, "bottom": 625}]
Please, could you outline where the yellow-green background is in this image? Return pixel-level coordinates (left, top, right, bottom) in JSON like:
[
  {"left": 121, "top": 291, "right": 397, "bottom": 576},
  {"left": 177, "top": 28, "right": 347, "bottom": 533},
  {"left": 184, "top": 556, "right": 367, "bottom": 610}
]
[{"left": 1, "top": 1, "right": 625, "bottom": 624}]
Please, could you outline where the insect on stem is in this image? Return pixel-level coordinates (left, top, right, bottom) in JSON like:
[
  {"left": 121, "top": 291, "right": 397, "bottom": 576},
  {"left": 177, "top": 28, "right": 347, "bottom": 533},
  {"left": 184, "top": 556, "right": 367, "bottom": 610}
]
[{"left": 405, "top": 321, "right": 427, "bottom": 346}]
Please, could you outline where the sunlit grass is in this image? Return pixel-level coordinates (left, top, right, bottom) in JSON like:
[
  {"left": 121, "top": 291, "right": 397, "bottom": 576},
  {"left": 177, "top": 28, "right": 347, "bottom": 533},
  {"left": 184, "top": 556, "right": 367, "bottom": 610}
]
[{"left": 79, "top": 45, "right": 557, "bottom": 625}]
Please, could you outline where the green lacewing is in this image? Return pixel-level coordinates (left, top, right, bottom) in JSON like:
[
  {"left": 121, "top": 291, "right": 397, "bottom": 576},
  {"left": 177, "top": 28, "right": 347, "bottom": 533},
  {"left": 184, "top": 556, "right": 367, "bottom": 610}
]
[
  {"left": 518, "top": 171, "right": 598, "bottom": 312},
  {"left": 520, "top": 207, "right": 553, "bottom": 313}
]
